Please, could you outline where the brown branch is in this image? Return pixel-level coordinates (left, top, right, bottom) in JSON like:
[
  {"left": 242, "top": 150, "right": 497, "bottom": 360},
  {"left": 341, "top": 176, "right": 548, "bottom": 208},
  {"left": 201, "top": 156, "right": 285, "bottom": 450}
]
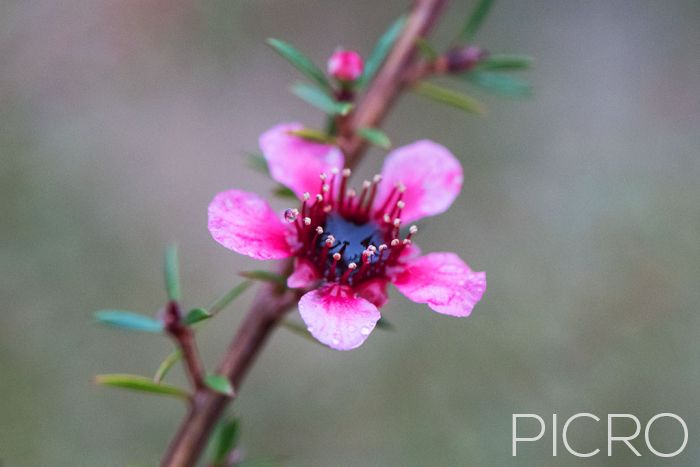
[
  {"left": 160, "top": 1, "right": 447, "bottom": 465},
  {"left": 164, "top": 301, "right": 206, "bottom": 390},
  {"left": 341, "top": 0, "right": 446, "bottom": 168}
]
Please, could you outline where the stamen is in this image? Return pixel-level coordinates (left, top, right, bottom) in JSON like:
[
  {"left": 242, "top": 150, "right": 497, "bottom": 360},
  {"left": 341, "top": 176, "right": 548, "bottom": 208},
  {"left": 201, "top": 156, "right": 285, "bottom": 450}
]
[
  {"left": 341, "top": 262, "right": 357, "bottom": 283},
  {"left": 362, "top": 174, "right": 382, "bottom": 219},
  {"left": 310, "top": 226, "right": 323, "bottom": 249},
  {"left": 338, "top": 168, "right": 351, "bottom": 211},
  {"left": 356, "top": 180, "right": 371, "bottom": 215},
  {"left": 317, "top": 173, "right": 327, "bottom": 197}
]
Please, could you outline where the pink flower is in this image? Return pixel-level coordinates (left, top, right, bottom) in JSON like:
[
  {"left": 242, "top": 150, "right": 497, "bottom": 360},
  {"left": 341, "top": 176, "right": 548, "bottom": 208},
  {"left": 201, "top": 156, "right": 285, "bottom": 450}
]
[
  {"left": 327, "top": 49, "right": 364, "bottom": 82},
  {"left": 209, "top": 123, "right": 486, "bottom": 350}
]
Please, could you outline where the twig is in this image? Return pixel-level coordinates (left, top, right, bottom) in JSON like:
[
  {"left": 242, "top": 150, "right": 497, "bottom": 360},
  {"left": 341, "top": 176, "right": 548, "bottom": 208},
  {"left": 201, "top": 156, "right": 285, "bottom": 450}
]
[
  {"left": 160, "top": 1, "right": 448, "bottom": 465},
  {"left": 164, "top": 301, "right": 206, "bottom": 390}
]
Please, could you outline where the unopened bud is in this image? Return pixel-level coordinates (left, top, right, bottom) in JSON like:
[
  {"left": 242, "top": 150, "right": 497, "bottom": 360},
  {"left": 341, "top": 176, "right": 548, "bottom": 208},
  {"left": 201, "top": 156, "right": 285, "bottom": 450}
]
[{"left": 327, "top": 49, "right": 364, "bottom": 82}]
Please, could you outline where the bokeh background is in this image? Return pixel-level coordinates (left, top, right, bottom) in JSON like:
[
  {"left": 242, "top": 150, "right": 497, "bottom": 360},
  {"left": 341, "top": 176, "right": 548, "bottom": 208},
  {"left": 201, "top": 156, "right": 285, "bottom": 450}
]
[{"left": 1, "top": 0, "right": 699, "bottom": 465}]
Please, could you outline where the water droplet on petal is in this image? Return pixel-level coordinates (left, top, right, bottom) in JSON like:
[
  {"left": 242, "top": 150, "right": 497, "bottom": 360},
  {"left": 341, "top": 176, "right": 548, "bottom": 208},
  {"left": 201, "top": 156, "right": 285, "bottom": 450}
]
[
  {"left": 284, "top": 208, "right": 298, "bottom": 222},
  {"left": 332, "top": 338, "right": 340, "bottom": 346},
  {"left": 307, "top": 326, "right": 314, "bottom": 333},
  {"left": 360, "top": 326, "right": 371, "bottom": 336}
]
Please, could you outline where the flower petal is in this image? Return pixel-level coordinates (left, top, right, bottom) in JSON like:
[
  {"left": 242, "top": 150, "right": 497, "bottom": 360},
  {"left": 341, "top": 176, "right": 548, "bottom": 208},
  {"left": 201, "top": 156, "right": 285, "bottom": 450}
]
[
  {"left": 393, "top": 252, "right": 486, "bottom": 317},
  {"left": 375, "top": 140, "right": 463, "bottom": 224},
  {"left": 208, "top": 189, "right": 293, "bottom": 260},
  {"left": 259, "top": 122, "right": 344, "bottom": 199},
  {"left": 355, "top": 278, "right": 389, "bottom": 308},
  {"left": 298, "top": 285, "right": 380, "bottom": 350},
  {"left": 287, "top": 258, "right": 321, "bottom": 289}
]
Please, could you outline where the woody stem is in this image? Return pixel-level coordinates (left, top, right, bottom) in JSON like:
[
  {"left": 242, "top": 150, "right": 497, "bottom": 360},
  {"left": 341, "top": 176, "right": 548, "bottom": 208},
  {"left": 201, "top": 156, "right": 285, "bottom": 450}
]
[{"left": 160, "top": 1, "right": 447, "bottom": 465}]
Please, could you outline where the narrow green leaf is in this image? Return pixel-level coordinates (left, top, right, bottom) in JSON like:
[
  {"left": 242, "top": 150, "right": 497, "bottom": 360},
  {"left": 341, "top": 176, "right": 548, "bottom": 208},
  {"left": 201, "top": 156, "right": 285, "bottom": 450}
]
[
  {"left": 358, "top": 16, "right": 406, "bottom": 89},
  {"left": 208, "top": 281, "right": 253, "bottom": 316},
  {"left": 183, "top": 308, "right": 211, "bottom": 326},
  {"left": 415, "top": 37, "right": 439, "bottom": 60},
  {"left": 413, "top": 81, "right": 485, "bottom": 114},
  {"left": 273, "top": 185, "right": 297, "bottom": 200},
  {"left": 460, "top": 0, "right": 496, "bottom": 42},
  {"left": 164, "top": 243, "right": 181, "bottom": 301},
  {"left": 94, "top": 310, "right": 163, "bottom": 333},
  {"left": 358, "top": 127, "right": 391, "bottom": 149},
  {"left": 291, "top": 82, "right": 352, "bottom": 115},
  {"left": 287, "top": 128, "right": 337, "bottom": 144},
  {"left": 281, "top": 320, "right": 325, "bottom": 347},
  {"left": 247, "top": 152, "right": 269, "bottom": 175},
  {"left": 266, "top": 38, "right": 330, "bottom": 91},
  {"left": 205, "top": 374, "right": 235, "bottom": 396},
  {"left": 478, "top": 54, "right": 533, "bottom": 71},
  {"left": 211, "top": 416, "right": 241, "bottom": 464},
  {"left": 239, "top": 270, "right": 287, "bottom": 286},
  {"left": 95, "top": 374, "right": 188, "bottom": 400},
  {"left": 464, "top": 70, "right": 533, "bottom": 97},
  {"left": 376, "top": 317, "right": 395, "bottom": 331},
  {"left": 154, "top": 350, "right": 182, "bottom": 383}
]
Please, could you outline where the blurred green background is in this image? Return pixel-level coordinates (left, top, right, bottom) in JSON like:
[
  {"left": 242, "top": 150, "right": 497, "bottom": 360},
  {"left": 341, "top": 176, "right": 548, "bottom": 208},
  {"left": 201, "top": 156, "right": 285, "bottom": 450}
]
[{"left": 1, "top": 0, "right": 699, "bottom": 465}]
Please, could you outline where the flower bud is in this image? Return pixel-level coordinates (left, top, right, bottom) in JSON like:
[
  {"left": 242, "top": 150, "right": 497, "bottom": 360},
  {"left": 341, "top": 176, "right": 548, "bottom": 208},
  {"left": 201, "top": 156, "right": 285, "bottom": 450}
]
[
  {"left": 327, "top": 49, "right": 364, "bottom": 82},
  {"left": 447, "top": 45, "right": 488, "bottom": 72}
]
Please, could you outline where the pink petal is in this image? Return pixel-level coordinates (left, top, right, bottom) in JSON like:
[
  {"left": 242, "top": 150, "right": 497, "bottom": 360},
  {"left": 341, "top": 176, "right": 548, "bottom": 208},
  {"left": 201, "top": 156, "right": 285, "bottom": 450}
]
[
  {"left": 208, "top": 189, "right": 293, "bottom": 260},
  {"left": 287, "top": 258, "right": 321, "bottom": 289},
  {"left": 393, "top": 252, "right": 486, "bottom": 317},
  {"left": 355, "top": 278, "right": 389, "bottom": 308},
  {"left": 298, "top": 285, "right": 380, "bottom": 350},
  {"left": 259, "top": 122, "right": 344, "bottom": 199},
  {"left": 375, "top": 140, "right": 463, "bottom": 224}
]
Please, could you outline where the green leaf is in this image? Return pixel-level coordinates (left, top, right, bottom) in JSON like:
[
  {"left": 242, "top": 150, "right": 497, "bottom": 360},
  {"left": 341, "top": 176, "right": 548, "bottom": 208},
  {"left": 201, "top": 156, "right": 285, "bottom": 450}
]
[
  {"left": 281, "top": 320, "right": 325, "bottom": 347},
  {"left": 183, "top": 308, "right": 211, "bottom": 326},
  {"left": 239, "top": 270, "right": 287, "bottom": 286},
  {"left": 413, "top": 81, "right": 485, "bottom": 114},
  {"left": 247, "top": 152, "right": 269, "bottom": 175},
  {"left": 95, "top": 374, "right": 188, "bottom": 400},
  {"left": 287, "top": 128, "right": 336, "bottom": 144},
  {"left": 376, "top": 317, "right": 395, "bottom": 331},
  {"left": 464, "top": 70, "right": 533, "bottom": 97},
  {"left": 205, "top": 374, "right": 235, "bottom": 396},
  {"left": 273, "top": 185, "right": 297, "bottom": 200},
  {"left": 154, "top": 349, "right": 182, "bottom": 383},
  {"left": 211, "top": 416, "right": 241, "bottom": 464},
  {"left": 164, "top": 243, "right": 182, "bottom": 301},
  {"left": 478, "top": 54, "right": 533, "bottom": 71},
  {"left": 358, "top": 127, "right": 391, "bottom": 149},
  {"left": 460, "top": 0, "right": 496, "bottom": 42},
  {"left": 266, "top": 38, "right": 330, "bottom": 91},
  {"left": 291, "top": 82, "right": 352, "bottom": 116},
  {"left": 94, "top": 310, "right": 163, "bottom": 333},
  {"left": 358, "top": 16, "right": 406, "bottom": 89},
  {"left": 208, "top": 281, "right": 252, "bottom": 316},
  {"left": 415, "top": 37, "right": 439, "bottom": 60}
]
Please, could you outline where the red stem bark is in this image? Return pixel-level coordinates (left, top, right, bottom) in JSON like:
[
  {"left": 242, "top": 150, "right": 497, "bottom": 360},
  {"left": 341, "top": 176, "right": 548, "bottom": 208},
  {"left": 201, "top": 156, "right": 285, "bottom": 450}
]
[{"left": 161, "top": 1, "right": 446, "bottom": 465}]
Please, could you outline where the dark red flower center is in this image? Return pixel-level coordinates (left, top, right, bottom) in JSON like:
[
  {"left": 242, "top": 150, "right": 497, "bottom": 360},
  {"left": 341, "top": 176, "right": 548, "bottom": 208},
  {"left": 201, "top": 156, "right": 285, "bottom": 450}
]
[{"left": 285, "top": 168, "right": 417, "bottom": 286}]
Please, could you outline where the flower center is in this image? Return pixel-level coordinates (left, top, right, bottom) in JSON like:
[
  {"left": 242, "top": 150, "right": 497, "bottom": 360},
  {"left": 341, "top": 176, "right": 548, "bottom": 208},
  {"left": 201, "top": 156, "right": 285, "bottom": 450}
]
[{"left": 285, "top": 168, "right": 417, "bottom": 286}]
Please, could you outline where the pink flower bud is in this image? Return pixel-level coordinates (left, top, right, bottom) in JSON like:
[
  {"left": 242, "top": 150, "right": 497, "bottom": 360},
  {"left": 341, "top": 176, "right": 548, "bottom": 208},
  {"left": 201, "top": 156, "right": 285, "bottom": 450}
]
[{"left": 327, "top": 49, "right": 364, "bottom": 82}]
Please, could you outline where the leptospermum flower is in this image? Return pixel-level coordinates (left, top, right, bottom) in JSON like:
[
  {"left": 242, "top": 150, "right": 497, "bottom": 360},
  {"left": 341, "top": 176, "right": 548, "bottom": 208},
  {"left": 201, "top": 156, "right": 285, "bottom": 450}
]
[{"left": 208, "top": 123, "right": 486, "bottom": 350}]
